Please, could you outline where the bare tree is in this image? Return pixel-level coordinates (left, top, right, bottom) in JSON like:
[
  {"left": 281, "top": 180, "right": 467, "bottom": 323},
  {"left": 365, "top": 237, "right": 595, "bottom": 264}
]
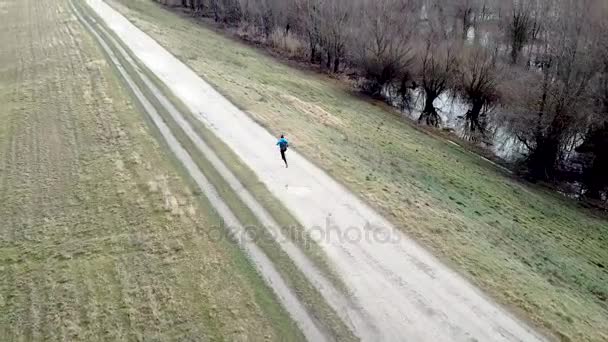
[
  {"left": 318, "top": 0, "right": 352, "bottom": 72},
  {"left": 422, "top": 0, "right": 454, "bottom": 40},
  {"left": 417, "top": 40, "right": 459, "bottom": 126},
  {"left": 240, "top": 0, "right": 275, "bottom": 36},
  {"left": 355, "top": 0, "right": 419, "bottom": 97},
  {"left": 578, "top": 122, "right": 608, "bottom": 199},
  {"left": 441, "top": 0, "right": 483, "bottom": 41},
  {"left": 503, "top": 0, "right": 599, "bottom": 180},
  {"left": 456, "top": 46, "right": 500, "bottom": 139},
  {"left": 457, "top": 0, "right": 475, "bottom": 40},
  {"left": 507, "top": 4, "right": 532, "bottom": 65},
  {"left": 296, "top": 0, "right": 323, "bottom": 63}
]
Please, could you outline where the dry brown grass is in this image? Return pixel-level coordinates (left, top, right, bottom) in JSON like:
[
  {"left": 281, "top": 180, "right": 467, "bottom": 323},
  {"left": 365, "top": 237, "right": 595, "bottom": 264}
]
[
  {"left": 233, "top": 22, "right": 266, "bottom": 44},
  {"left": 269, "top": 29, "right": 306, "bottom": 58}
]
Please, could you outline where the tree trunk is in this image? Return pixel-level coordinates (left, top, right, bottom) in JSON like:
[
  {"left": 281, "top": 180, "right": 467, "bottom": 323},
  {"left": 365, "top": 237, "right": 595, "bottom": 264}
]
[
  {"left": 196, "top": 0, "right": 204, "bottom": 14},
  {"left": 333, "top": 56, "right": 340, "bottom": 73},
  {"left": 467, "top": 100, "right": 485, "bottom": 134},
  {"left": 526, "top": 65, "right": 558, "bottom": 181},
  {"left": 212, "top": 1, "right": 219, "bottom": 22},
  {"left": 528, "top": 111, "right": 567, "bottom": 181},
  {"left": 582, "top": 124, "right": 608, "bottom": 199},
  {"left": 326, "top": 50, "right": 332, "bottom": 70},
  {"left": 511, "top": 46, "right": 519, "bottom": 64},
  {"left": 423, "top": 94, "right": 435, "bottom": 115},
  {"left": 309, "top": 36, "right": 317, "bottom": 63},
  {"left": 528, "top": 135, "right": 560, "bottom": 181},
  {"left": 585, "top": 154, "right": 608, "bottom": 199},
  {"left": 418, "top": 92, "right": 441, "bottom": 127}
]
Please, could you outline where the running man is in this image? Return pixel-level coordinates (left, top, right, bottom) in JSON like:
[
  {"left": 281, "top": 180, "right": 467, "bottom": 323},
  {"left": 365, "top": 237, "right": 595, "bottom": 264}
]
[{"left": 276, "top": 134, "right": 289, "bottom": 168}]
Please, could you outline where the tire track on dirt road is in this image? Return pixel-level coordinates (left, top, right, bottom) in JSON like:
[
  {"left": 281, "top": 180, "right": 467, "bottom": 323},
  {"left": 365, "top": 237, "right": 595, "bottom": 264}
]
[{"left": 69, "top": 3, "right": 331, "bottom": 341}]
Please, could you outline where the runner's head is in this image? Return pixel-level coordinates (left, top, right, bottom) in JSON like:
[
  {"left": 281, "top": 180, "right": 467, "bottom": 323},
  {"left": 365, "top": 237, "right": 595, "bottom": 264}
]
[{"left": 280, "top": 134, "right": 284, "bottom": 138}]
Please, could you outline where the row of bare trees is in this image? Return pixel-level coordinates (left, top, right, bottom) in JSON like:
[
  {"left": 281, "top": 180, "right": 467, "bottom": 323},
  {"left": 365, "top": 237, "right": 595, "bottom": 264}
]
[{"left": 160, "top": 0, "right": 608, "bottom": 200}]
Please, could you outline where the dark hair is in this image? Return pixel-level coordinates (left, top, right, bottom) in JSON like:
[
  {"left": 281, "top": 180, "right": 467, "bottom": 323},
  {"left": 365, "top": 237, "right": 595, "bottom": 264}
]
[{"left": 280, "top": 134, "right": 284, "bottom": 138}]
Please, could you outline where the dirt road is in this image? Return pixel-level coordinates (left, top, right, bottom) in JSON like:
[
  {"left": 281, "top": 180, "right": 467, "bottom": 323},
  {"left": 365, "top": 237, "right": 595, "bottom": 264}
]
[{"left": 82, "top": 0, "right": 546, "bottom": 340}]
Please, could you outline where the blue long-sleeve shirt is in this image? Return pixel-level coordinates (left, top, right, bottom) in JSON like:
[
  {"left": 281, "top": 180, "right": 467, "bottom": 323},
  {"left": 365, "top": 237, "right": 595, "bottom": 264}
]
[{"left": 276, "top": 138, "right": 289, "bottom": 149}]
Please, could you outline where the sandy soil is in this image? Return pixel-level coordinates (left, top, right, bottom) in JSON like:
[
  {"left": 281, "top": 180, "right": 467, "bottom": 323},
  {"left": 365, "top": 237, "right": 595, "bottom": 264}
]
[{"left": 85, "top": 0, "right": 547, "bottom": 340}]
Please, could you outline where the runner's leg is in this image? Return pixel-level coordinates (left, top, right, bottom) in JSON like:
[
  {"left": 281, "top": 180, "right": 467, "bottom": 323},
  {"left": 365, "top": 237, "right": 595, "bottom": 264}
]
[{"left": 281, "top": 149, "right": 288, "bottom": 167}]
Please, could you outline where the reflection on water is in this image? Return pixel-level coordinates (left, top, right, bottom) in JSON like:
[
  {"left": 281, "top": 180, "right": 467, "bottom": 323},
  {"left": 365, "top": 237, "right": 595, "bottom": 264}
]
[{"left": 387, "top": 88, "right": 524, "bottom": 161}]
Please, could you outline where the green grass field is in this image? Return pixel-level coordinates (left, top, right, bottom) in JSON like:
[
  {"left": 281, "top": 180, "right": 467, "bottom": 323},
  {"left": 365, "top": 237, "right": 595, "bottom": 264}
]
[
  {"left": 108, "top": 0, "right": 608, "bottom": 340},
  {"left": 0, "top": 0, "right": 306, "bottom": 340}
]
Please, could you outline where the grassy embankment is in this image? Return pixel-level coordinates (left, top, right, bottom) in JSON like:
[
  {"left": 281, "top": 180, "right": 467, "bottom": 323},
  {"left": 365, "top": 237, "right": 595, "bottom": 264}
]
[
  {"left": 109, "top": 0, "right": 608, "bottom": 340},
  {"left": 0, "top": 0, "right": 306, "bottom": 340}
]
